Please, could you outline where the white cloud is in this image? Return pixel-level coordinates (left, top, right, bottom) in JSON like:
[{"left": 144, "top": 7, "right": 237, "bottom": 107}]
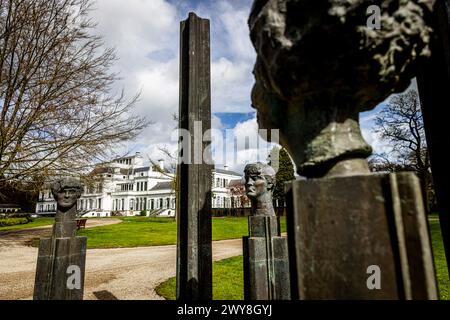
[
  {"left": 87, "top": 0, "right": 262, "bottom": 168},
  {"left": 211, "top": 57, "right": 254, "bottom": 113},
  {"left": 211, "top": 116, "right": 278, "bottom": 174}
]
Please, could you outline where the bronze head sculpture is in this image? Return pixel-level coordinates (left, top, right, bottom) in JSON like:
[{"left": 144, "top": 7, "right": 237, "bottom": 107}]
[
  {"left": 51, "top": 179, "right": 83, "bottom": 211},
  {"left": 244, "top": 162, "right": 276, "bottom": 216},
  {"left": 51, "top": 178, "right": 83, "bottom": 237},
  {"left": 248, "top": 0, "right": 435, "bottom": 178}
]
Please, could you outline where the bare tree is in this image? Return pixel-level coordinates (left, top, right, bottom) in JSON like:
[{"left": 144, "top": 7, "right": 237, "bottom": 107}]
[
  {"left": 372, "top": 89, "right": 435, "bottom": 211},
  {"left": 0, "top": 0, "right": 149, "bottom": 194},
  {"left": 148, "top": 113, "right": 178, "bottom": 219}
]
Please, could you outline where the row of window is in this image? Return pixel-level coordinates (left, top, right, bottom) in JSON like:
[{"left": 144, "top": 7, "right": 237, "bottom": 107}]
[
  {"left": 112, "top": 197, "right": 176, "bottom": 211},
  {"left": 120, "top": 183, "right": 134, "bottom": 191},
  {"left": 37, "top": 203, "right": 56, "bottom": 212},
  {"left": 136, "top": 181, "right": 148, "bottom": 191},
  {"left": 116, "top": 158, "right": 132, "bottom": 165},
  {"left": 37, "top": 194, "right": 248, "bottom": 213},
  {"left": 79, "top": 198, "right": 102, "bottom": 210},
  {"left": 214, "top": 177, "right": 230, "bottom": 188},
  {"left": 118, "top": 181, "right": 148, "bottom": 192}
]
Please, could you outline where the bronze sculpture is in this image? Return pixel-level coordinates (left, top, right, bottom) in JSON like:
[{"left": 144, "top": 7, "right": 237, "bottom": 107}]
[
  {"left": 248, "top": 0, "right": 435, "bottom": 178},
  {"left": 244, "top": 162, "right": 276, "bottom": 216},
  {"left": 51, "top": 178, "right": 83, "bottom": 238}
]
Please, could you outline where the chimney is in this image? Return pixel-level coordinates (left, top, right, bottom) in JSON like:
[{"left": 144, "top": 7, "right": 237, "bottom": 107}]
[
  {"left": 224, "top": 165, "right": 228, "bottom": 171},
  {"left": 158, "top": 159, "right": 164, "bottom": 170}
]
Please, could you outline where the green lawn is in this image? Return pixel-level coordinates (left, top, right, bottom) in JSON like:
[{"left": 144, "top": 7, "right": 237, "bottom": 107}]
[
  {"left": 0, "top": 217, "right": 54, "bottom": 231},
  {"left": 155, "top": 255, "right": 244, "bottom": 300},
  {"left": 429, "top": 217, "right": 450, "bottom": 300},
  {"left": 77, "top": 216, "right": 287, "bottom": 249}
]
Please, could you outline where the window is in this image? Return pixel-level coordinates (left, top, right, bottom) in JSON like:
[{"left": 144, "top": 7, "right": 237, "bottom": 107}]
[{"left": 144, "top": 182, "right": 148, "bottom": 191}]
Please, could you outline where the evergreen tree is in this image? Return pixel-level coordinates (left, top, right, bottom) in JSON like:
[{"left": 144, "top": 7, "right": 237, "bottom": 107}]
[{"left": 268, "top": 147, "right": 295, "bottom": 212}]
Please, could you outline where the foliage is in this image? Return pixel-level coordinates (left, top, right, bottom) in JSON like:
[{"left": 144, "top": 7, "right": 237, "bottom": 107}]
[
  {"left": 2, "top": 211, "right": 31, "bottom": 219},
  {"left": 139, "top": 210, "right": 146, "bottom": 216},
  {"left": 227, "top": 180, "right": 250, "bottom": 208},
  {"left": 428, "top": 216, "right": 450, "bottom": 300},
  {"left": 0, "top": 0, "right": 149, "bottom": 191},
  {"left": 273, "top": 148, "right": 295, "bottom": 202},
  {"left": 0, "top": 217, "right": 28, "bottom": 227},
  {"left": 0, "top": 217, "right": 53, "bottom": 231},
  {"left": 155, "top": 255, "right": 244, "bottom": 300}
]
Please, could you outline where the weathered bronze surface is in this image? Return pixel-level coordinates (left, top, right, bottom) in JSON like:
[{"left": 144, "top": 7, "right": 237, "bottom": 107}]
[
  {"left": 248, "top": 0, "right": 436, "bottom": 177},
  {"left": 243, "top": 163, "right": 290, "bottom": 300},
  {"left": 176, "top": 12, "right": 213, "bottom": 300},
  {"left": 244, "top": 162, "right": 276, "bottom": 217},
  {"left": 34, "top": 178, "right": 86, "bottom": 300},
  {"left": 285, "top": 172, "right": 438, "bottom": 299}
]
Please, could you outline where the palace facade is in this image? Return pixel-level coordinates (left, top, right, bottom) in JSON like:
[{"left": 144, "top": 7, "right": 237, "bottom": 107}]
[{"left": 35, "top": 152, "right": 244, "bottom": 217}]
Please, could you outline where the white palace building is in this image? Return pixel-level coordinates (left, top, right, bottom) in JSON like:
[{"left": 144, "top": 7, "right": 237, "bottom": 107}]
[{"left": 35, "top": 152, "right": 243, "bottom": 217}]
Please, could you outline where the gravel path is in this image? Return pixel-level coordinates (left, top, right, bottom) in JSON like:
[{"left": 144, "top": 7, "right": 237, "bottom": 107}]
[{"left": 0, "top": 238, "right": 243, "bottom": 300}]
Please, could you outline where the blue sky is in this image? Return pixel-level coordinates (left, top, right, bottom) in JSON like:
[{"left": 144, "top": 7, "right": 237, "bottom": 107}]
[{"left": 90, "top": 0, "right": 416, "bottom": 172}]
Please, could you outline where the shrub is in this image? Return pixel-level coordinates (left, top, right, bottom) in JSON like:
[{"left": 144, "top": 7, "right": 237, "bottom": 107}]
[
  {"left": 0, "top": 212, "right": 33, "bottom": 222},
  {"left": 139, "top": 210, "right": 147, "bottom": 216},
  {"left": 0, "top": 217, "right": 29, "bottom": 227},
  {"left": 8, "top": 212, "right": 33, "bottom": 222}
]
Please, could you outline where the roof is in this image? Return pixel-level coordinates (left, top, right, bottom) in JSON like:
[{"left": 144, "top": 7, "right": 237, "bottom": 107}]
[
  {"left": 228, "top": 179, "right": 244, "bottom": 187},
  {"left": 149, "top": 181, "right": 173, "bottom": 191},
  {"left": 134, "top": 166, "right": 150, "bottom": 173},
  {"left": 214, "top": 168, "right": 242, "bottom": 177}
]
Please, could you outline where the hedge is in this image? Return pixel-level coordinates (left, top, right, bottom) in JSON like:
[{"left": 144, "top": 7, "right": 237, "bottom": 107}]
[
  {"left": 0, "top": 212, "right": 32, "bottom": 222},
  {"left": 0, "top": 217, "right": 29, "bottom": 227}
]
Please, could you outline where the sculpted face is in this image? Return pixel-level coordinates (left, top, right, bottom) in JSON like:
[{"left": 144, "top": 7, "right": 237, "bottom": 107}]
[
  {"left": 245, "top": 172, "right": 268, "bottom": 199},
  {"left": 244, "top": 163, "right": 275, "bottom": 200},
  {"left": 51, "top": 179, "right": 83, "bottom": 210},
  {"left": 55, "top": 187, "right": 80, "bottom": 209}
]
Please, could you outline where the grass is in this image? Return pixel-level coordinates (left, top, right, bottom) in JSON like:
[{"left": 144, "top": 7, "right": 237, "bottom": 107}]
[
  {"left": 77, "top": 216, "right": 287, "bottom": 249},
  {"left": 155, "top": 255, "right": 244, "bottom": 300},
  {"left": 0, "top": 217, "right": 54, "bottom": 231},
  {"left": 428, "top": 217, "right": 450, "bottom": 300}
]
